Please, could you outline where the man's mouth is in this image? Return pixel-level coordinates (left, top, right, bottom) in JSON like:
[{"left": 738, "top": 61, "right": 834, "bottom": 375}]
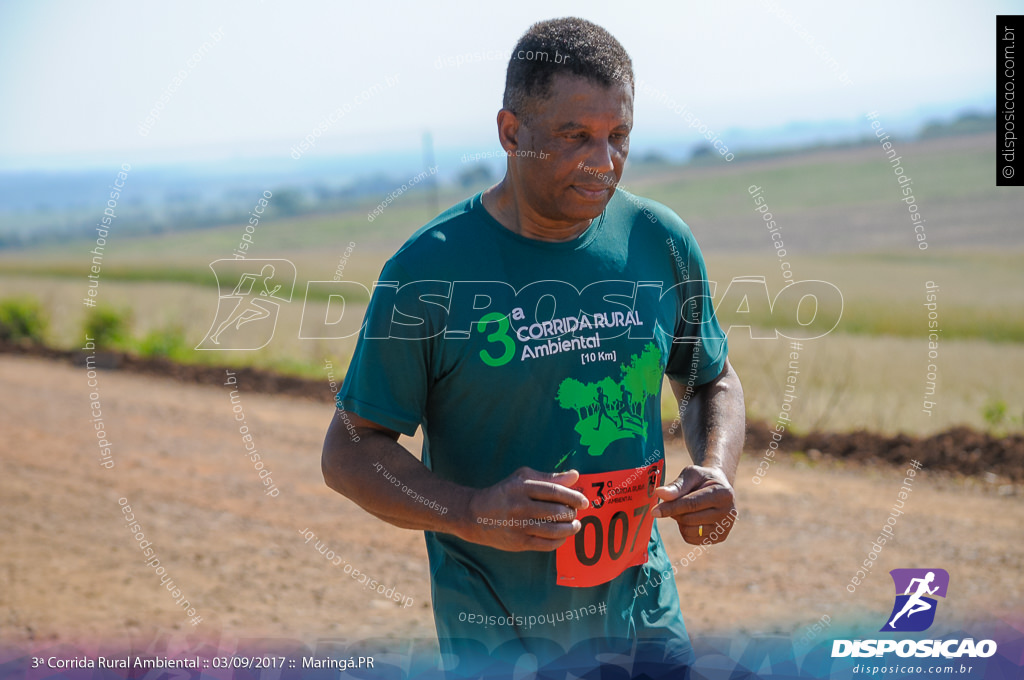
[{"left": 572, "top": 184, "right": 613, "bottom": 199}]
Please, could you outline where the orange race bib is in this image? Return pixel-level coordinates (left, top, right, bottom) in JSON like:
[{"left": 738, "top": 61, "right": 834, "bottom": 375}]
[{"left": 556, "top": 460, "right": 664, "bottom": 588}]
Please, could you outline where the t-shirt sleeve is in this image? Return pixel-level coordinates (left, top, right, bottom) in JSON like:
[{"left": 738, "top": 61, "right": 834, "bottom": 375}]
[
  {"left": 663, "top": 232, "right": 729, "bottom": 387},
  {"left": 335, "top": 258, "right": 434, "bottom": 436}
]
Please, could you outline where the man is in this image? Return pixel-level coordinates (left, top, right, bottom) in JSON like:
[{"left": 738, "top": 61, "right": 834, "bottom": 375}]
[{"left": 322, "top": 17, "right": 745, "bottom": 678}]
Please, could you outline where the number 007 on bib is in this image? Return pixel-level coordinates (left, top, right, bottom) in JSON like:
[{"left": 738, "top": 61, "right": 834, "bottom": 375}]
[{"left": 556, "top": 460, "right": 663, "bottom": 588}]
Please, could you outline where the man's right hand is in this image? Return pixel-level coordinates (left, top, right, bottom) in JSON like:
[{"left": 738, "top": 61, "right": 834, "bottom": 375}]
[{"left": 463, "top": 467, "right": 589, "bottom": 552}]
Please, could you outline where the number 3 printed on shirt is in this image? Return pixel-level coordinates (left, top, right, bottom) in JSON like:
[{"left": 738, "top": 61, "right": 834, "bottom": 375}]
[{"left": 476, "top": 312, "right": 515, "bottom": 367}]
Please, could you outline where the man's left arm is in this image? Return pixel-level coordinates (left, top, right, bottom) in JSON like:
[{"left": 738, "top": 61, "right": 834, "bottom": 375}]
[{"left": 652, "top": 357, "right": 745, "bottom": 545}]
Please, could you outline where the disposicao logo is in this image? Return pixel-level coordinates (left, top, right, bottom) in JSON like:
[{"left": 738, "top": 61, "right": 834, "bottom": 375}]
[
  {"left": 832, "top": 568, "right": 997, "bottom": 659},
  {"left": 882, "top": 568, "right": 949, "bottom": 632}
]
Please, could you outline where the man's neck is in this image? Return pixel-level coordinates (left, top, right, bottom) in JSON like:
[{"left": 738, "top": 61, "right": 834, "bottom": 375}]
[{"left": 481, "top": 180, "right": 593, "bottom": 243}]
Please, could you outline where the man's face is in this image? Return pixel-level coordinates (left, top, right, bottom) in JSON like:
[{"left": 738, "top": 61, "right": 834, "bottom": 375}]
[{"left": 510, "top": 72, "right": 633, "bottom": 224}]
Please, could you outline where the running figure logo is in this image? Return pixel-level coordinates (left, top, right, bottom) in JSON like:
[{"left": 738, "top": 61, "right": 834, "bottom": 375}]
[
  {"left": 196, "top": 259, "right": 296, "bottom": 350},
  {"left": 881, "top": 568, "right": 950, "bottom": 632}
]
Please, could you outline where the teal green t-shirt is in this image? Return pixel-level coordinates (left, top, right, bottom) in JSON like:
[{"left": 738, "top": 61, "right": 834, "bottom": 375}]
[{"left": 336, "top": 188, "right": 728, "bottom": 663}]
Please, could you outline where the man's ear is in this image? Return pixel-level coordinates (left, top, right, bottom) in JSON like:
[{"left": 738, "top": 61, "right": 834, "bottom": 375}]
[{"left": 496, "top": 109, "right": 522, "bottom": 154}]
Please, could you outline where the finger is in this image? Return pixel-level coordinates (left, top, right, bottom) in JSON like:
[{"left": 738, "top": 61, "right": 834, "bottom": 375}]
[
  {"left": 518, "top": 467, "right": 579, "bottom": 487},
  {"left": 655, "top": 487, "right": 730, "bottom": 519},
  {"left": 524, "top": 518, "right": 581, "bottom": 541},
  {"left": 680, "top": 524, "right": 704, "bottom": 545},
  {"left": 653, "top": 485, "right": 728, "bottom": 518},
  {"left": 681, "top": 526, "right": 714, "bottom": 545},
  {"left": 508, "top": 468, "right": 587, "bottom": 509},
  {"left": 527, "top": 501, "right": 580, "bottom": 524},
  {"left": 681, "top": 521, "right": 732, "bottom": 545},
  {"left": 654, "top": 481, "right": 695, "bottom": 503},
  {"left": 654, "top": 467, "right": 706, "bottom": 502},
  {"left": 548, "top": 469, "right": 580, "bottom": 486},
  {"left": 669, "top": 507, "right": 732, "bottom": 526},
  {"left": 524, "top": 478, "right": 589, "bottom": 509}
]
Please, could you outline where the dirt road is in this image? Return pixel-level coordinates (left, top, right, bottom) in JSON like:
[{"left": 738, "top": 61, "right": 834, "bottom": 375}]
[{"left": 1, "top": 355, "right": 1021, "bottom": 651}]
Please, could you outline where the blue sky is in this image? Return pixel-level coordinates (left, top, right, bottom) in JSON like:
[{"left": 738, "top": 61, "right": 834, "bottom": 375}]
[{"left": 0, "top": 0, "right": 1007, "bottom": 170}]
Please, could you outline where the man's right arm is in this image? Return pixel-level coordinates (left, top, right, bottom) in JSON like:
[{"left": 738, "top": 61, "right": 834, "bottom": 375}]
[{"left": 321, "top": 409, "right": 587, "bottom": 552}]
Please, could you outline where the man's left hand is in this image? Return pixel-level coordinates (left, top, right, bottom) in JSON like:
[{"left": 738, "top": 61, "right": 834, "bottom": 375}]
[{"left": 652, "top": 465, "right": 737, "bottom": 545}]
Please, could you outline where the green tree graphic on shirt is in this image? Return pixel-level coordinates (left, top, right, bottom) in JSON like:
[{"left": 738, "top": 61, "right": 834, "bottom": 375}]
[{"left": 555, "top": 343, "right": 662, "bottom": 459}]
